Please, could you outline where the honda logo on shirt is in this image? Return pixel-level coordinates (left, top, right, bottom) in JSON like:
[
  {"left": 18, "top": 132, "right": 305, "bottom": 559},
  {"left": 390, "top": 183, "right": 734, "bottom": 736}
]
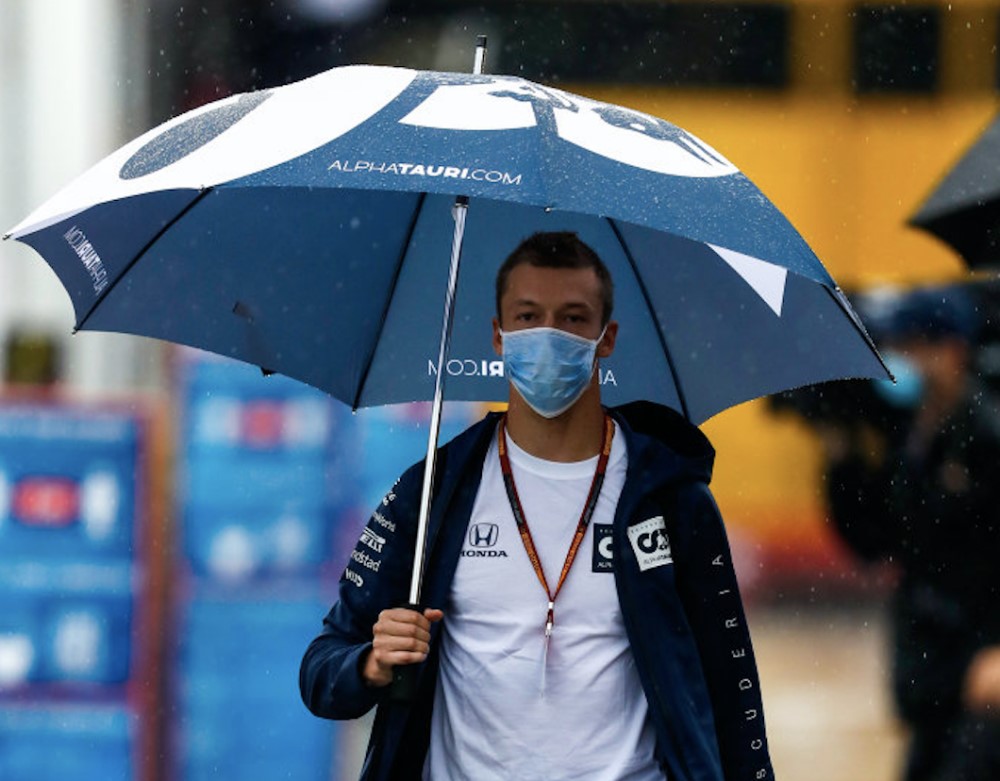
[{"left": 468, "top": 523, "right": 499, "bottom": 548}]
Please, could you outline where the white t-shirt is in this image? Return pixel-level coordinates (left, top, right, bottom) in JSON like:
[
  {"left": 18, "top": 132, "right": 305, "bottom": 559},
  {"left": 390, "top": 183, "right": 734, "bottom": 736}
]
[{"left": 424, "top": 422, "right": 663, "bottom": 781}]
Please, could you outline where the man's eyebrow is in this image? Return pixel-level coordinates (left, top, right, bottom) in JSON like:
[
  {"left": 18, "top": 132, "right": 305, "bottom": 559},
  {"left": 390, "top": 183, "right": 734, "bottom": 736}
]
[
  {"left": 508, "top": 298, "right": 594, "bottom": 310},
  {"left": 556, "top": 301, "right": 596, "bottom": 314}
]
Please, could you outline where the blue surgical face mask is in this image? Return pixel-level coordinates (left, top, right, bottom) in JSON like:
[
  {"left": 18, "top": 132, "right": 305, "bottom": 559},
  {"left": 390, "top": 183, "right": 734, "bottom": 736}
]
[
  {"left": 873, "top": 350, "right": 925, "bottom": 408},
  {"left": 500, "top": 326, "right": 606, "bottom": 419}
]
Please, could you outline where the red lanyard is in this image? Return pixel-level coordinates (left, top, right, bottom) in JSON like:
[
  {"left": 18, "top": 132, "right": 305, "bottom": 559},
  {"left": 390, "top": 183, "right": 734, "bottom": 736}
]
[{"left": 497, "top": 413, "right": 614, "bottom": 637}]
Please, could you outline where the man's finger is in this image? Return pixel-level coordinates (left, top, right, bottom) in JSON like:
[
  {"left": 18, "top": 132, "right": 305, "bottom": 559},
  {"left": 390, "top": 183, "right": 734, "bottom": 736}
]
[
  {"left": 373, "top": 631, "right": 430, "bottom": 655},
  {"left": 375, "top": 611, "right": 432, "bottom": 643}
]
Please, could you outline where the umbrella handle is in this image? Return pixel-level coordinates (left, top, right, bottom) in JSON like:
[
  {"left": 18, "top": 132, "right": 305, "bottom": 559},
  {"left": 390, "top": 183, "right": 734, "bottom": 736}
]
[
  {"left": 389, "top": 665, "right": 419, "bottom": 703},
  {"left": 388, "top": 602, "right": 424, "bottom": 702}
]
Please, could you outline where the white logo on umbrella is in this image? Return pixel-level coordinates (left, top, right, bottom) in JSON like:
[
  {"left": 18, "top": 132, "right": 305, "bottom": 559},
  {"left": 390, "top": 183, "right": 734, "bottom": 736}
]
[{"left": 401, "top": 78, "right": 737, "bottom": 178}]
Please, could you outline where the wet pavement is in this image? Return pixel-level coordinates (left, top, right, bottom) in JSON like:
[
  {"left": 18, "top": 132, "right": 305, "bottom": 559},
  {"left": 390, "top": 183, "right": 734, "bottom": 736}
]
[{"left": 750, "top": 602, "right": 905, "bottom": 781}]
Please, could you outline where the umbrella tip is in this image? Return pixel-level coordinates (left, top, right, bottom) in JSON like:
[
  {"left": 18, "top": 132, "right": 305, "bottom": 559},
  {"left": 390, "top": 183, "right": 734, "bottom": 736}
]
[
  {"left": 474, "top": 35, "right": 488, "bottom": 75},
  {"left": 1, "top": 232, "right": 11, "bottom": 241},
  {"left": 260, "top": 367, "right": 275, "bottom": 377}
]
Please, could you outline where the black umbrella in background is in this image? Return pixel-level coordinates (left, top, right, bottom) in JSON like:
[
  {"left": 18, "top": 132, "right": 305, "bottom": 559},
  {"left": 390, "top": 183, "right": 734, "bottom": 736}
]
[{"left": 910, "top": 112, "right": 1000, "bottom": 269}]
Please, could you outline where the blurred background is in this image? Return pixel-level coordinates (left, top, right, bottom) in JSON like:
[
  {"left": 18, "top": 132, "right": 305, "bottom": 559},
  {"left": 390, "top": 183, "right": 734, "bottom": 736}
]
[{"left": 1, "top": 0, "right": 998, "bottom": 778}]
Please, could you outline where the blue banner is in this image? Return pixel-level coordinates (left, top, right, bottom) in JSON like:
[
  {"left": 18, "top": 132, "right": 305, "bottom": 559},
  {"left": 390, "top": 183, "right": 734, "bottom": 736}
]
[
  {"left": 0, "top": 407, "right": 138, "bottom": 561},
  {"left": 0, "top": 703, "right": 134, "bottom": 781},
  {"left": 175, "top": 583, "right": 338, "bottom": 781}
]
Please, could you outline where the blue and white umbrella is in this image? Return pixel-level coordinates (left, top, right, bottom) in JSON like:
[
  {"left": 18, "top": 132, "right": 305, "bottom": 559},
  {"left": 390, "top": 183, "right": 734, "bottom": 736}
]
[
  {"left": 6, "top": 59, "right": 886, "bottom": 426},
  {"left": 6, "top": 48, "right": 890, "bottom": 611}
]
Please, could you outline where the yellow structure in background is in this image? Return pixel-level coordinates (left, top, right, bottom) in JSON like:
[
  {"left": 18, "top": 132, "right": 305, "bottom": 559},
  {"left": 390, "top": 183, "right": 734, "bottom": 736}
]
[{"left": 584, "top": 0, "right": 999, "bottom": 578}]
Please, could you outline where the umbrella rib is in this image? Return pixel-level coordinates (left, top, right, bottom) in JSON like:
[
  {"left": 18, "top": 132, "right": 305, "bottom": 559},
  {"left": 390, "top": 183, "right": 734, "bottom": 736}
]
[
  {"left": 351, "top": 191, "right": 428, "bottom": 410},
  {"left": 74, "top": 187, "right": 214, "bottom": 333},
  {"left": 822, "top": 286, "right": 891, "bottom": 379},
  {"left": 606, "top": 219, "right": 692, "bottom": 421}
]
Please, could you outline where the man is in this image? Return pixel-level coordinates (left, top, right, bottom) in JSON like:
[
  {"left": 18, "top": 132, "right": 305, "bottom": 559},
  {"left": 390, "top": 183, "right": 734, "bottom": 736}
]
[
  {"left": 300, "top": 231, "right": 773, "bottom": 780},
  {"left": 819, "top": 286, "right": 1000, "bottom": 781}
]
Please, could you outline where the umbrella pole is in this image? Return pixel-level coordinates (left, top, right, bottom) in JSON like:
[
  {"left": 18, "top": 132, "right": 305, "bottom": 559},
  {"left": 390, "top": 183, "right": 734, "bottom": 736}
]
[
  {"left": 389, "top": 201, "right": 468, "bottom": 704},
  {"left": 406, "top": 194, "right": 469, "bottom": 607},
  {"left": 405, "top": 34, "right": 487, "bottom": 609},
  {"left": 389, "top": 38, "right": 486, "bottom": 703}
]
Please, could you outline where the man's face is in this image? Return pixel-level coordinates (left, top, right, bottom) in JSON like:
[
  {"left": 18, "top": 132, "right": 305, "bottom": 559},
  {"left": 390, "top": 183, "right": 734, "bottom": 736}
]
[{"left": 492, "top": 263, "right": 617, "bottom": 356}]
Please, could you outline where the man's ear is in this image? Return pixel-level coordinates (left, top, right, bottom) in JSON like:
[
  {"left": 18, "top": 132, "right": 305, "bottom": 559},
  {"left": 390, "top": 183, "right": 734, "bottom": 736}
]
[
  {"left": 492, "top": 317, "right": 503, "bottom": 357},
  {"left": 597, "top": 321, "right": 618, "bottom": 358}
]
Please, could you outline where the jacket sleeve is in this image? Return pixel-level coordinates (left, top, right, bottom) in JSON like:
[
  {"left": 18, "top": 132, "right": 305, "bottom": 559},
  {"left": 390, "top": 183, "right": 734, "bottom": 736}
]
[
  {"left": 299, "top": 466, "right": 423, "bottom": 720},
  {"left": 670, "top": 482, "right": 774, "bottom": 781}
]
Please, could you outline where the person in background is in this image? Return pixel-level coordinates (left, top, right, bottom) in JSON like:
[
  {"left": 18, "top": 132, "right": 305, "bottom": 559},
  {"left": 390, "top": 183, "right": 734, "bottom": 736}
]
[
  {"left": 819, "top": 285, "right": 1000, "bottom": 781},
  {"left": 300, "top": 231, "right": 774, "bottom": 780}
]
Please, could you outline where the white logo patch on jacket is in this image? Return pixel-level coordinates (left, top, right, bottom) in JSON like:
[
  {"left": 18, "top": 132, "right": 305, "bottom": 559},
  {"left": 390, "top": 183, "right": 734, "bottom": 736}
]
[{"left": 628, "top": 516, "right": 673, "bottom": 571}]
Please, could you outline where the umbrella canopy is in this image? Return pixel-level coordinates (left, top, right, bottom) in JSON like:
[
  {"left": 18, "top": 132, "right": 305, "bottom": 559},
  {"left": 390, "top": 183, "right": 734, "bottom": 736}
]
[
  {"left": 6, "top": 64, "right": 887, "bottom": 424},
  {"left": 910, "top": 112, "right": 1000, "bottom": 270}
]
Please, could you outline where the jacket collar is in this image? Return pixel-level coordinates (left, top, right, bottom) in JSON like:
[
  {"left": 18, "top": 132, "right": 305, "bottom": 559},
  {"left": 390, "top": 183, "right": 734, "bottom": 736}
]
[
  {"left": 610, "top": 400, "right": 715, "bottom": 492},
  {"left": 438, "top": 402, "right": 713, "bottom": 498}
]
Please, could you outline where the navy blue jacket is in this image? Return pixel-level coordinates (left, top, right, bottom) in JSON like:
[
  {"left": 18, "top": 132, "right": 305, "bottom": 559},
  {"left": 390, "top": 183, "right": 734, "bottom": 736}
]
[{"left": 300, "top": 402, "right": 773, "bottom": 780}]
